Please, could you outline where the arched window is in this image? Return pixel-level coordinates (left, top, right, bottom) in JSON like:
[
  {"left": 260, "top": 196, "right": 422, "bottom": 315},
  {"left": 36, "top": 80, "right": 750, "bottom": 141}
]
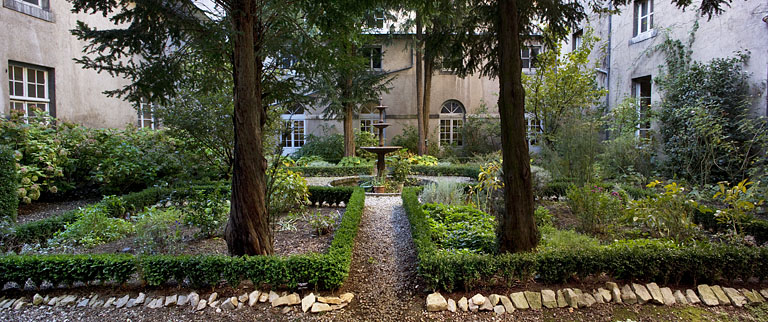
[{"left": 439, "top": 100, "right": 465, "bottom": 146}]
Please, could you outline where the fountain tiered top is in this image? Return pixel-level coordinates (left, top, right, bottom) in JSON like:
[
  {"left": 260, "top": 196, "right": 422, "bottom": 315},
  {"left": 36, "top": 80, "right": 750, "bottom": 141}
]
[{"left": 360, "top": 103, "right": 401, "bottom": 177}]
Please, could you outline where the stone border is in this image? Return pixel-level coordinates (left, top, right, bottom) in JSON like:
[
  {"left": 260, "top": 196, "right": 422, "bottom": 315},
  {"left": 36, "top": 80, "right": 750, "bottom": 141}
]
[
  {"left": 0, "top": 290, "right": 355, "bottom": 314},
  {"left": 425, "top": 284, "right": 768, "bottom": 315}
]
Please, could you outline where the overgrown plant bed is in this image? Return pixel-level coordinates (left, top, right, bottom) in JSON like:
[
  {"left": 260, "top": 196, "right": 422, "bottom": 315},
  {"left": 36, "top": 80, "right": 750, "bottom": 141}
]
[
  {"left": 402, "top": 187, "right": 768, "bottom": 292},
  {"left": 0, "top": 187, "right": 365, "bottom": 290}
]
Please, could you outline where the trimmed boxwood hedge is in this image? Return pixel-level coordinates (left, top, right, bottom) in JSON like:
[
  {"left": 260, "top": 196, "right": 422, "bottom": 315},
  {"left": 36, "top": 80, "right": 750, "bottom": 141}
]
[
  {"left": 411, "top": 165, "right": 479, "bottom": 178},
  {"left": 402, "top": 187, "right": 768, "bottom": 291},
  {"left": 0, "top": 145, "right": 18, "bottom": 222},
  {"left": 0, "top": 188, "right": 365, "bottom": 290},
  {"left": 291, "top": 166, "right": 374, "bottom": 177}
]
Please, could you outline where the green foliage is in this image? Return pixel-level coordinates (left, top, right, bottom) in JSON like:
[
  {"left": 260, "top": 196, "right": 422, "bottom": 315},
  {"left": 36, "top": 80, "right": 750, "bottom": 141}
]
[
  {"left": 0, "top": 188, "right": 366, "bottom": 289},
  {"left": 292, "top": 165, "right": 374, "bottom": 177},
  {"left": 656, "top": 34, "right": 765, "bottom": 185},
  {"left": 538, "top": 225, "right": 600, "bottom": 251},
  {"left": 50, "top": 204, "right": 134, "bottom": 248},
  {"left": 599, "top": 97, "right": 656, "bottom": 181},
  {"left": 181, "top": 185, "right": 230, "bottom": 238},
  {"left": 411, "top": 165, "right": 480, "bottom": 178},
  {"left": 530, "top": 165, "right": 552, "bottom": 197},
  {"left": 1, "top": 113, "right": 66, "bottom": 203},
  {"left": 423, "top": 203, "right": 497, "bottom": 254},
  {"left": 295, "top": 155, "right": 325, "bottom": 167},
  {"left": 534, "top": 206, "right": 553, "bottom": 228},
  {"left": 307, "top": 186, "right": 355, "bottom": 206},
  {"left": 524, "top": 28, "right": 606, "bottom": 147},
  {"left": 386, "top": 150, "right": 413, "bottom": 185},
  {"left": 337, "top": 156, "right": 371, "bottom": 167},
  {"left": 469, "top": 159, "right": 503, "bottom": 214},
  {"left": 294, "top": 129, "right": 379, "bottom": 162},
  {"left": 566, "top": 184, "right": 625, "bottom": 235},
  {"left": 134, "top": 207, "right": 184, "bottom": 255},
  {"left": 406, "top": 155, "right": 439, "bottom": 166},
  {"left": 308, "top": 210, "right": 338, "bottom": 236},
  {"left": 403, "top": 187, "right": 768, "bottom": 291},
  {"left": 0, "top": 145, "right": 18, "bottom": 222},
  {"left": 419, "top": 182, "right": 466, "bottom": 206},
  {"left": 537, "top": 112, "right": 602, "bottom": 185},
  {"left": 459, "top": 104, "right": 502, "bottom": 156},
  {"left": 709, "top": 179, "right": 764, "bottom": 237},
  {"left": 625, "top": 181, "right": 700, "bottom": 242},
  {"left": 267, "top": 167, "right": 309, "bottom": 217},
  {"left": 391, "top": 125, "right": 439, "bottom": 156}
]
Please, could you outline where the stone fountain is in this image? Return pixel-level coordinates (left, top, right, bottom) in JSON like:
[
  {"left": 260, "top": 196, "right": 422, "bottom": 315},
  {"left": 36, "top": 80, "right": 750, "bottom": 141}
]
[{"left": 360, "top": 103, "right": 401, "bottom": 178}]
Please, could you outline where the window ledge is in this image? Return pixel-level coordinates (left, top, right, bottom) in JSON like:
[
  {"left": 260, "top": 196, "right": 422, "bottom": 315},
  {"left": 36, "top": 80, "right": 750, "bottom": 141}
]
[
  {"left": 629, "top": 29, "right": 657, "bottom": 45},
  {"left": 3, "top": 0, "right": 54, "bottom": 22}
]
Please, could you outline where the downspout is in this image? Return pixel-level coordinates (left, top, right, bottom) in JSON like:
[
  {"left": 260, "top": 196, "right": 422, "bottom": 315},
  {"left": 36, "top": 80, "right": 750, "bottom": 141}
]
[{"left": 605, "top": 2, "right": 613, "bottom": 140}]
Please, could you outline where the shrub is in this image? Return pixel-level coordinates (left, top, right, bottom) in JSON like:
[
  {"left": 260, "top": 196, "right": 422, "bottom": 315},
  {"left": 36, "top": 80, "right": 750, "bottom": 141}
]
[
  {"left": 411, "top": 165, "right": 480, "bottom": 178},
  {"left": 419, "top": 182, "right": 466, "bottom": 206},
  {"left": 49, "top": 204, "right": 134, "bottom": 248},
  {"left": 267, "top": 167, "right": 309, "bottom": 217},
  {"left": 625, "top": 181, "right": 700, "bottom": 242},
  {"left": 134, "top": 207, "right": 184, "bottom": 254},
  {"left": 566, "top": 184, "right": 624, "bottom": 235},
  {"left": 308, "top": 210, "right": 338, "bottom": 235},
  {"left": 293, "top": 129, "right": 377, "bottom": 162},
  {"left": 295, "top": 155, "right": 324, "bottom": 166},
  {"left": 538, "top": 225, "right": 600, "bottom": 251},
  {"left": 0, "top": 145, "right": 18, "bottom": 222},
  {"left": 291, "top": 166, "right": 374, "bottom": 177},
  {"left": 181, "top": 186, "right": 230, "bottom": 238},
  {"left": 337, "top": 156, "right": 372, "bottom": 167},
  {"left": 534, "top": 206, "right": 553, "bottom": 228},
  {"left": 422, "top": 203, "right": 496, "bottom": 254},
  {"left": 537, "top": 114, "right": 602, "bottom": 185},
  {"left": 459, "top": 104, "right": 502, "bottom": 156},
  {"left": 530, "top": 165, "right": 552, "bottom": 197},
  {"left": 391, "top": 125, "right": 439, "bottom": 155},
  {"left": 406, "top": 155, "right": 438, "bottom": 166}
]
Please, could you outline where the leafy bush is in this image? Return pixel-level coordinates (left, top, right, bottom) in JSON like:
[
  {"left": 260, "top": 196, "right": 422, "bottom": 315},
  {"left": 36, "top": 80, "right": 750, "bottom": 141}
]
[
  {"left": 534, "top": 206, "right": 553, "bottom": 228},
  {"left": 538, "top": 225, "right": 600, "bottom": 251},
  {"left": 708, "top": 179, "right": 764, "bottom": 237},
  {"left": 267, "top": 167, "right": 309, "bottom": 217},
  {"left": 537, "top": 113, "right": 602, "bottom": 185},
  {"left": 411, "top": 165, "right": 480, "bottom": 178},
  {"left": 625, "top": 181, "right": 700, "bottom": 243},
  {"left": 337, "top": 156, "right": 372, "bottom": 167},
  {"left": 657, "top": 36, "right": 765, "bottom": 185},
  {"left": 419, "top": 182, "right": 465, "bottom": 206},
  {"left": 599, "top": 97, "right": 656, "bottom": 182},
  {"left": 422, "top": 203, "right": 496, "bottom": 254},
  {"left": 49, "top": 204, "right": 134, "bottom": 248},
  {"left": 308, "top": 210, "right": 338, "bottom": 235},
  {"left": 0, "top": 145, "right": 18, "bottom": 222},
  {"left": 293, "top": 129, "right": 377, "bottom": 162},
  {"left": 135, "top": 207, "right": 184, "bottom": 254},
  {"left": 530, "top": 165, "right": 552, "bottom": 197},
  {"left": 406, "top": 155, "right": 438, "bottom": 166},
  {"left": 181, "top": 186, "right": 230, "bottom": 238},
  {"left": 458, "top": 104, "right": 502, "bottom": 156},
  {"left": 391, "top": 125, "right": 439, "bottom": 155},
  {"left": 295, "top": 155, "right": 324, "bottom": 166},
  {"left": 566, "top": 184, "right": 625, "bottom": 235}
]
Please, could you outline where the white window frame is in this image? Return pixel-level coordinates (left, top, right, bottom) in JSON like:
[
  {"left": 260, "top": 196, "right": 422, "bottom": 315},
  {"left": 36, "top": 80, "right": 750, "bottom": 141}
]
[
  {"left": 137, "top": 100, "right": 159, "bottom": 129},
  {"left": 635, "top": 0, "right": 654, "bottom": 36},
  {"left": 21, "top": 0, "right": 42, "bottom": 8},
  {"left": 373, "top": 11, "right": 386, "bottom": 29},
  {"left": 280, "top": 113, "right": 306, "bottom": 155},
  {"left": 363, "top": 46, "right": 382, "bottom": 70},
  {"left": 8, "top": 64, "right": 50, "bottom": 119},
  {"left": 439, "top": 100, "right": 465, "bottom": 147},
  {"left": 525, "top": 113, "right": 543, "bottom": 146},
  {"left": 521, "top": 46, "right": 542, "bottom": 70},
  {"left": 633, "top": 78, "right": 652, "bottom": 138}
]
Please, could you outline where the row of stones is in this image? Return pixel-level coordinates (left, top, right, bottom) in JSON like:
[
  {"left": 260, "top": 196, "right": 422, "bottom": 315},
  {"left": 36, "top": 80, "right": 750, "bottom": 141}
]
[
  {"left": 426, "top": 283, "right": 768, "bottom": 314},
  {"left": 0, "top": 290, "right": 354, "bottom": 314}
]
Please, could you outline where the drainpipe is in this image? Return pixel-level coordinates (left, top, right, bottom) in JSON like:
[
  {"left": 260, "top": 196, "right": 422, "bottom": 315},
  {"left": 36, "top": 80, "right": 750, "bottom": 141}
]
[{"left": 606, "top": 2, "right": 613, "bottom": 111}]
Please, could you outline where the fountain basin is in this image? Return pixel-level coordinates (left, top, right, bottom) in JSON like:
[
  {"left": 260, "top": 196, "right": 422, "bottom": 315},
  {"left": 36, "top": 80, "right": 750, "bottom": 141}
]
[{"left": 360, "top": 146, "right": 401, "bottom": 154}]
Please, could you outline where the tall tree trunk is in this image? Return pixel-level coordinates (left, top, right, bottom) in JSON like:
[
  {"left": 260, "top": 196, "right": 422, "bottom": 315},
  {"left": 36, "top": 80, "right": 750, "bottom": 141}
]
[
  {"left": 415, "top": 13, "right": 426, "bottom": 155},
  {"left": 343, "top": 101, "right": 355, "bottom": 157},
  {"left": 225, "top": 0, "right": 273, "bottom": 256},
  {"left": 422, "top": 49, "right": 434, "bottom": 153},
  {"left": 496, "top": 0, "right": 538, "bottom": 253}
]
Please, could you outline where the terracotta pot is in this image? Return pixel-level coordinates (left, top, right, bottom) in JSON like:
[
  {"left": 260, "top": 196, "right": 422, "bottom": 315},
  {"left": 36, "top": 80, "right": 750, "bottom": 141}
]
[{"left": 373, "top": 186, "right": 386, "bottom": 193}]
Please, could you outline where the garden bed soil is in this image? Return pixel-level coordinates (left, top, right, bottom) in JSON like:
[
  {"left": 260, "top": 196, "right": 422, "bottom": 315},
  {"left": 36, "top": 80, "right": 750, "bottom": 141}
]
[
  {"left": 67, "top": 207, "right": 342, "bottom": 256},
  {"left": 538, "top": 200, "right": 578, "bottom": 231},
  {"left": 16, "top": 198, "right": 99, "bottom": 224}
]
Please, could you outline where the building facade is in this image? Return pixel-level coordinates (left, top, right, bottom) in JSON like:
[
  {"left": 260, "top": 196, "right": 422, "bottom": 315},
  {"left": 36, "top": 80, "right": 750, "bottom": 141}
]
[{"left": 1, "top": 0, "right": 147, "bottom": 128}]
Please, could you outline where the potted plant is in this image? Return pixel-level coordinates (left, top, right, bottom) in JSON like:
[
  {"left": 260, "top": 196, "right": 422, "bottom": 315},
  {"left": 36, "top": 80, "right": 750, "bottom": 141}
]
[{"left": 371, "top": 176, "right": 387, "bottom": 193}]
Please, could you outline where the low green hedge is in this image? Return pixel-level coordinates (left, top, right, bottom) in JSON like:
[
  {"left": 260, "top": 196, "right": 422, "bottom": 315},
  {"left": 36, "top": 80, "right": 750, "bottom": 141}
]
[
  {"left": 0, "top": 188, "right": 366, "bottom": 290},
  {"left": 0, "top": 145, "right": 18, "bottom": 222},
  {"left": 403, "top": 187, "right": 768, "bottom": 291},
  {"left": 411, "top": 165, "right": 480, "bottom": 178},
  {"left": 307, "top": 186, "right": 356, "bottom": 206},
  {"left": 291, "top": 166, "right": 374, "bottom": 177}
]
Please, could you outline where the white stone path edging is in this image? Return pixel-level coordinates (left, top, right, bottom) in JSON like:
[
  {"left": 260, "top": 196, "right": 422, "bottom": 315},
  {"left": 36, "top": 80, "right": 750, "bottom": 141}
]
[
  {"left": 0, "top": 290, "right": 354, "bottom": 314},
  {"left": 425, "top": 283, "right": 768, "bottom": 314}
]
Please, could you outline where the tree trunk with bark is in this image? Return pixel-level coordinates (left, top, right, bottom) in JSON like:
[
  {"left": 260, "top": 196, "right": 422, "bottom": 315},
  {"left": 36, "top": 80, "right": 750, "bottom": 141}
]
[
  {"left": 422, "top": 48, "right": 433, "bottom": 152},
  {"left": 496, "top": 0, "right": 538, "bottom": 253},
  {"left": 343, "top": 100, "right": 355, "bottom": 157},
  {"left": 415, "top": 14, "right": 426, "bottom": 155},
  {"left": 225, "top": 0, "right": 274, "bottom": 256}
]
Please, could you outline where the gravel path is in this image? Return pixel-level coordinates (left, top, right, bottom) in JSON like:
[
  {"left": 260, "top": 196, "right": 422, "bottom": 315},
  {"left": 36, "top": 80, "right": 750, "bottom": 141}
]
[{"left": 333, "top": 195, "right": 422, "bottom": 321}]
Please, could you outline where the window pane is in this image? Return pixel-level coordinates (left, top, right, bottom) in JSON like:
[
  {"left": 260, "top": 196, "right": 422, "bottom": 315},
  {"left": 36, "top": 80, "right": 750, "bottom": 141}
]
[
  {"left": 27, "top": 69, "right": 35, "bottom": 83},
  {"left": 9, "top": 80, "right": 14, "bottom": 96},
  {"left": 28, "top": 84, "right": 36, "bottom": 98},
  {"left": 12, "top": 67, "right": 22, "bottom": 81},
  {"left": 37, "top": 85, "right": 45, "bottom": 98},
  {"left": 14, "top": 82, "right": 23, "bottom": 96},
  {"left": 372, "top": 48, "right": 382, "bottom": 69}
]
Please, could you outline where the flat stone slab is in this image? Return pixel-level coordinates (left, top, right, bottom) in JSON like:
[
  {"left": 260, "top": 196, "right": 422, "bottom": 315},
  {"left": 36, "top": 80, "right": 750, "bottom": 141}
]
[
  {"left": 470, "top": 294, "right": 486, "bottom": 306},
  {"left": 302, "top": 293, "right": 315, "bottom": 313},
  {"left": 524, "top": 291, "right": 542, "bottom": 310},
  {"left": 499, "top": 295, "right": 515, "bottom": 313},
  {"left": 564, "top": 289, "right": 579, "bottom": 308},
  {"left": 660, "top": 287, "right": 676, "bottom": 305},
  {"left": 621, "top": 285, "right": 638, "bottom": 305},
  {"left": 556, "top": 290, "right": 567, "bottom": 308},
  {"left": 493, "top": 305, "right": 505, "bottom": 315},
  {"left": 686, "top": 289, "right": 701, "bottom": 305},
  {"left": 510, "top": 292, "right": 529, "bottom": 310},
  {"left": 711, "top": 286, "right": 730, "bottom": 305},
  {"left": 311, "top": 302, "right": 332, "bottom": 313},
  {"left": 447, "top": 298, "right": 456, "bottom": 312},
  {"left": 723, "top": 288, "right": 747, "bottom": 307},
  {"left": 646, "top": 283, "right": 664, "bottom": 305},
  {"left": 541, "top": 290, "right": 557, "bottom": 309},
  {"left": 458, "top": 297, "right": 468, "bottom": 312},
  {"left": 698, "top": 285, "right": 719, "bottom": 306},
  {"left": 592, "top": 291, "right": 604, "bottom": 304},
  {"left": 479, "top": 297, "right": 493, "bottom": 311},
  {"left": 607, "top": 282, "right": 623, "bottom": 304},
  {"left": 674, "top": 290, "right": 688, "bottom": 305},
  {"left": 578, "top": 293, "right": 596, "bottom": 308},
  {"left": 488, "top": 294, "right": 501, "bottom": 306},
  {"left": 632, "top": 284, "right": 652, "bottom": 304},
  {"left": 598, "top": 288, "right": 612, "bottom": 303}
]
